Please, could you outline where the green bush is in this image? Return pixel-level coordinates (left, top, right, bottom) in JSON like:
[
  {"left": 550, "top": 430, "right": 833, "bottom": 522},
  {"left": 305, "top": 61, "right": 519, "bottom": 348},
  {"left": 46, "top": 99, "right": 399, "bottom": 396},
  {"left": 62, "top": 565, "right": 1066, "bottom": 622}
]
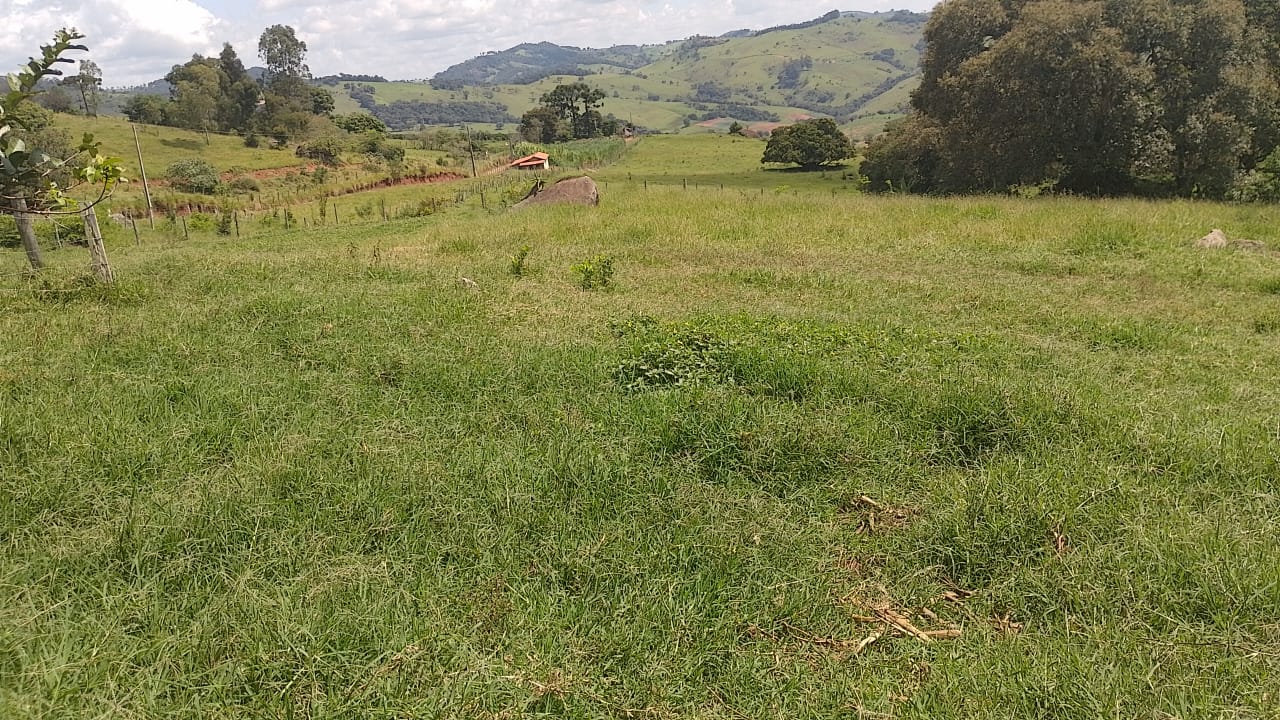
[
  {"left": 164, "top": 159, "right": 221, "bottom": 195},
  {"left": 508, "top": 245, "right": 532, "bottom": 276},
  {"left": 1227, "top": 148, "right": 1280, "bottom": 202},
  {"left": 226, "top": 175, "right": 261, "bottom": 193},
  {"left": 187, "top": 213, "right": 215, "bottom": 232},
  {"left": 572, "top": 255, "right": 614, "bottom": 290},
  {"left": 295, "top": 135, "right": 347, "bottom": 166}
]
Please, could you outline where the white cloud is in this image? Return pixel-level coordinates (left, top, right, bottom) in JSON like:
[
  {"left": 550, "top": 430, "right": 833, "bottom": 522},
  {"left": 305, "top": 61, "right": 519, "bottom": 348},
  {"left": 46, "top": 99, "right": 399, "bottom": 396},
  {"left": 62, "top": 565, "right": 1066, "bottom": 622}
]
[
  {"left": 0, "top": 0, "right": 224, "bottom": 85},
  {"left": 0, "top": 0, "right": 937, "bottom": 86}
]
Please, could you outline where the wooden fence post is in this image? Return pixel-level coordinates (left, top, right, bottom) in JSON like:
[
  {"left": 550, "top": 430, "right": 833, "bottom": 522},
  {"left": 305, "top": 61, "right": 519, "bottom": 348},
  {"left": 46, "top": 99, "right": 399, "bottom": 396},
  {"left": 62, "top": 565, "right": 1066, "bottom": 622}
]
[
  {"left": 12, "top": 198, "right": 45, "bottom": 270},
  {"left": 131, "top": 216, "right": 140, "bottom": 245},
  {"left": 81, "top": 208, "right": 114, "bottom": 283}
]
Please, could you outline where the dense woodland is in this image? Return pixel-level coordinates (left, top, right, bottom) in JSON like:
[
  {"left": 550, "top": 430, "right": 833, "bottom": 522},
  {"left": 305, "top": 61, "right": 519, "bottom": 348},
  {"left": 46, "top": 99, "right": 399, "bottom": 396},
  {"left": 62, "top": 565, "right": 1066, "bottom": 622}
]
[{"left": 862, "top": 0, "right": 1280, "bottom": 199}]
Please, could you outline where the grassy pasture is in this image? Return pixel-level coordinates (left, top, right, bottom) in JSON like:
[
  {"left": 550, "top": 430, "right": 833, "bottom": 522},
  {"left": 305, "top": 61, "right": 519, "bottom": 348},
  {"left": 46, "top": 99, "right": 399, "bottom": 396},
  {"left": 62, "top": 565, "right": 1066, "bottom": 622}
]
[
  {"left": 3, "top": 135, "right": 1280, "bottom": 718},
  {"left": 595, "top": 134, "right": 862, "bottom": 193},
  {"left": 59, "top": 116, "right": 304, "bottom": 179}
]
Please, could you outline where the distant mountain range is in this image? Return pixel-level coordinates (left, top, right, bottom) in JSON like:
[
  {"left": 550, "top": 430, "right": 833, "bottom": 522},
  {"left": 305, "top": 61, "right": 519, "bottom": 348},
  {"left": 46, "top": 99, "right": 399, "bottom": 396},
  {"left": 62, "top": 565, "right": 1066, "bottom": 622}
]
[{"left": 106, "top": 10, "right": 929, "bottom": 134}]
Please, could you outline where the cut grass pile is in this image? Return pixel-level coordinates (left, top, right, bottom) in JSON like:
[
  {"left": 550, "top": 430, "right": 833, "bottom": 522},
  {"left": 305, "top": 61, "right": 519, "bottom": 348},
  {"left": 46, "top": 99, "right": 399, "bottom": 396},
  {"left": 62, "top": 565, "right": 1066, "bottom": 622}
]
[{"left": 2, "top": 188, "right": 1279, "bottom": 718}]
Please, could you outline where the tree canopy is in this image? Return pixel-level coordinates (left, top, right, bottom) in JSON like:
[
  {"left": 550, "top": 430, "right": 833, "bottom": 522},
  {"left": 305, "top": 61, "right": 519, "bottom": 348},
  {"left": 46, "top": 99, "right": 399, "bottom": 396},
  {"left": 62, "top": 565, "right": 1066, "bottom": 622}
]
[
  {"left": 862, "top": 0, "right": 1280, "bottom": 198},
  {"left": 519, "top": 82, "right": 619, "bottom": 142},
  {"left": 761, "top": 118, "right": 854, "bottom": 168}
]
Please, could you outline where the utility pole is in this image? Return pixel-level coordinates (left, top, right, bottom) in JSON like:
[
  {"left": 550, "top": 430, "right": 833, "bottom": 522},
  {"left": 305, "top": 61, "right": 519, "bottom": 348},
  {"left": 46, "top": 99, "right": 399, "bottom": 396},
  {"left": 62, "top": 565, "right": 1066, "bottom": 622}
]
[{"left": 132, "top": 125, "right": 154, "bottom": 228}]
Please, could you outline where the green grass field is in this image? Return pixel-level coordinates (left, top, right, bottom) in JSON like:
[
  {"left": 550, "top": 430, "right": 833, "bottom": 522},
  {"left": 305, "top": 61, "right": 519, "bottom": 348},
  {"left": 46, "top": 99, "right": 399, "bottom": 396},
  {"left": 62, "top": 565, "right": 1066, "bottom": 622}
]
[
  {"left": 3, "top": 135, "right": 1280, "bottom": 718},
  {"left": 58, "top": 115, "right": 305, "bottom": 179},
  {"left": 594, "top": 135, "right": 861, "bottom": 193}
]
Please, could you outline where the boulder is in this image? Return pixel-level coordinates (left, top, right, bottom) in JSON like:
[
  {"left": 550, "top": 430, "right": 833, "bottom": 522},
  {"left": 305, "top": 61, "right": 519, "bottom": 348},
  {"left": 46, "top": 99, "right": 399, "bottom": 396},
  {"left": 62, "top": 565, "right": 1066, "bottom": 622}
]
[
  {"left": 513, "top": 176, "right": 599, "bottom": 209},
  {"left": 1196, "top": 229, "right": 1230, "bottom": 248},
  {"left": 1195, "top": 229, "right": 1267, "bottom": 251}
]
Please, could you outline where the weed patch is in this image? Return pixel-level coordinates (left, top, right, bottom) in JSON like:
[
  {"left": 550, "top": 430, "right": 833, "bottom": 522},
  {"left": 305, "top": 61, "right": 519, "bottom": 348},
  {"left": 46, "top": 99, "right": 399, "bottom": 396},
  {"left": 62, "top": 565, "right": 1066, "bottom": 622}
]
[
  {"left": 1081, "top": 319, "right": 1165, "bottom": 351},
  {"left": 25, "top": 272, "right": 148, "bottom": 305},
  {"left": 508, "top": 244, "right": 532, "bottom": 277},
  {"left": 572, "top": 255, "right": 614, "bottom": 290}
]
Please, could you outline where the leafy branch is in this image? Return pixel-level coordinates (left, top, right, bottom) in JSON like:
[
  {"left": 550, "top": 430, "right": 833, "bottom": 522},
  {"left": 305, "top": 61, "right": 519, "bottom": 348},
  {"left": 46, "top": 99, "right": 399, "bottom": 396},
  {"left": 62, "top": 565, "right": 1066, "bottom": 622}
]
[{"left": 1, "top": 29, "right": 126, "bottom": 214}]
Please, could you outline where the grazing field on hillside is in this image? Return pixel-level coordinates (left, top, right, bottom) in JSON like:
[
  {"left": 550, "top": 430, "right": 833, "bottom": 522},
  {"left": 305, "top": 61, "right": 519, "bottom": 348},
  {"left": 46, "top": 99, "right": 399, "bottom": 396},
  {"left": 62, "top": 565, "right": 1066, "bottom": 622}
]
[
  {"left": 3, "top": 173, "right": 1279, "bottom": 717},
  {"left": 57, "top": 115, "right": 305, "bottom": 179},
  {"left": 595, "top": 134, "right": 862, "bottom": 193}
]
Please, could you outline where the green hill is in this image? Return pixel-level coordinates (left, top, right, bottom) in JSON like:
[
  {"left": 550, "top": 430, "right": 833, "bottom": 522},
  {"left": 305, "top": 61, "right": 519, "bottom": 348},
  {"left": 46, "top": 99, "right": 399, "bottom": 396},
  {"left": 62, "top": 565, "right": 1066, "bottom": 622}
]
[
  {"left": 326, "top": 10, "right": 926, "bottom": 133},
  {"left": 94, "top": 10, "right": 926, "bottom": 135}
]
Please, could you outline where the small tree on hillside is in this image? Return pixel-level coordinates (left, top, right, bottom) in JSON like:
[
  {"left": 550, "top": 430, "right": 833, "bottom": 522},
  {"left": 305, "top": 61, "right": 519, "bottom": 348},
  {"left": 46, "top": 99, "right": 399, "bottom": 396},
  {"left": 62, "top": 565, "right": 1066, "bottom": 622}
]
[
  {"left": 761, "top": 118, "right": 853, "bottom": 169},
  {"left": 63, "top": 59, "right": 101, "bottom": 116},
  {"left": 2, "top": 30, "right": 126, "bottom": 269}
]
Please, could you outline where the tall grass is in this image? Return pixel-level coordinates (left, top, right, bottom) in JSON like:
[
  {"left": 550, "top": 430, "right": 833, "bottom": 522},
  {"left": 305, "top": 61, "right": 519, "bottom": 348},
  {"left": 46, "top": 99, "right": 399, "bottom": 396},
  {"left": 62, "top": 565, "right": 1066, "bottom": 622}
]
[{"left": 2, "top": 188, "right": 1278, "bottom": 718}]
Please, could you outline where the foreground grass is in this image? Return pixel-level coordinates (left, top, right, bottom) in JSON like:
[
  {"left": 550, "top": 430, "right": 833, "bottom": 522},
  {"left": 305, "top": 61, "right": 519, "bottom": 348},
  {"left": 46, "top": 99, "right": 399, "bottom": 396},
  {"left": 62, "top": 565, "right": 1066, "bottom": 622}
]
[{"left": 2, "top": 189, "right": 1279, "bottom": 718}]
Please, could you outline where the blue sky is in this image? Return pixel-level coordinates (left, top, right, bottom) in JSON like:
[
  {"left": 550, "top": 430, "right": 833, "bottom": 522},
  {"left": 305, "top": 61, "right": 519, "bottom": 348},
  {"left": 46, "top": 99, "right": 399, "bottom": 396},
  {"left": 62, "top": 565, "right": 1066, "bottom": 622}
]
[{"left": 0, "top": 0, "right": 938, "bottom": 87}]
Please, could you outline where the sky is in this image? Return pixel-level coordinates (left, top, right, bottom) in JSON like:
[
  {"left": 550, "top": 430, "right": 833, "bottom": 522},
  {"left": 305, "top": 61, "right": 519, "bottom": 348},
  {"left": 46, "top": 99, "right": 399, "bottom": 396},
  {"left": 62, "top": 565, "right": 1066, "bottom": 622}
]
[{"left": 0, "top": 0, "right": 938, "bottom": 88}]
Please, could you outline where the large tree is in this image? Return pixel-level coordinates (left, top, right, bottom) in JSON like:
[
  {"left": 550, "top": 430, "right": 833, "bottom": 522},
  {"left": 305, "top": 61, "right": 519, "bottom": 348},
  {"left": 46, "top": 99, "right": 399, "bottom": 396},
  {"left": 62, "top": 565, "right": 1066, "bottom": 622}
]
[
  {"left": 863, "top": 0, "right": 1280, "bottom": 198},
  {"left": 519, "top": 106, "right": 569, "bottom": 144},
  {"left": 527, "top": 82, "right": 617, "bottom": 141},
  {"left": 259, "top": 24, "right": 309, "bottom": 90},
  {"left": 761, "top": 118, "right": 854, "bottom": 169},
  {"left": 256, "top": 25, "right": 314, "bottom": 144},
  {"left": 167, "top": 59, "right": 221, "bottom": 139},
  {"left": 217, "top": 43, "right": 260, "bottom": 132}
]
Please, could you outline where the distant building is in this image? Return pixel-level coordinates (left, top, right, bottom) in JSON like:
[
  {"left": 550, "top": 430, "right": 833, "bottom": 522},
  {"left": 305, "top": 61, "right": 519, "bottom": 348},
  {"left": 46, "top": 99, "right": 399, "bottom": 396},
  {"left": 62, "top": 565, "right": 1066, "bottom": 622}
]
[{"left": 509, "top": 152, "right": 550, "bottom": 171}]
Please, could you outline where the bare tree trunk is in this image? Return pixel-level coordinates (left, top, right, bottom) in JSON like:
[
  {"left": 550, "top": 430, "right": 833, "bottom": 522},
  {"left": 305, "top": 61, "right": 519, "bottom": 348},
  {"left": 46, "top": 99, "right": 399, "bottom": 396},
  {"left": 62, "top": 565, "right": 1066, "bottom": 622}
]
[
  {"left": 12, "top": 198, "right": 44, "bottom": 270},
  {"left": 81, "top": 208, "right": 113, "bottom": 283}
]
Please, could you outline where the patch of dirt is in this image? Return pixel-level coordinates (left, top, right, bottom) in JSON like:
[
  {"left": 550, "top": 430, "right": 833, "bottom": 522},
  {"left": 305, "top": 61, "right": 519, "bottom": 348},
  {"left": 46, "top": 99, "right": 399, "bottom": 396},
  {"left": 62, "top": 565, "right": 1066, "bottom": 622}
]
[
  {"left": 332, "top": 172, "right": 467, "bottom": 196},
  {"left": 223, "top": 165, "right": 320, "bottom": 181}
]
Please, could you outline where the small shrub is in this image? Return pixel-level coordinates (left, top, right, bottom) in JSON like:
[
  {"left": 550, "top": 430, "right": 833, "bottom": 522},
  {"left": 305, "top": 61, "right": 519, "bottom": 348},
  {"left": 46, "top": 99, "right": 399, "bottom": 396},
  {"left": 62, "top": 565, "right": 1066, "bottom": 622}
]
[
  {"left": 165, "top": 159, "right": 220, "bottom": 194},
  {"left": 216, "top": 211, "right": 233, "bottom": 236},
  {"left": 312, "top": 166, "right": 329, "bottom": 185},
  {"left": 295, "top": 135, "right": 346, "bottom": 165},
  {"left": 509, "top": 245, "right": 532, "bottom": 276},
  {"left": 243, "top": 132, "right": 260, "bottom": 148},
  {"left": 615, "top": 328, "right": 737, "bottom": 391},
  {"left": 187, "top": 213, "right": 215, "bottom": 232},
  {"left": 572, "top": 255, "right": 614, "bottom": 290},
  {"left": 226, "top": 175, "right": 261, "bottom": 193}
]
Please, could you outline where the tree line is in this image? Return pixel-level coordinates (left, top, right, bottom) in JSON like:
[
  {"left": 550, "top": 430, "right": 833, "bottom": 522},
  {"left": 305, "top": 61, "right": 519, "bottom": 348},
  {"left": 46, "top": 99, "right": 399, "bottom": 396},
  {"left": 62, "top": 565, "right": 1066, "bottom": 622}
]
[
  {"left": 121, "top": 25, "right": 333, "bottom": 147},
  {"left": 861, "top": 0, "right": 1280, "bottom": 199}
]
